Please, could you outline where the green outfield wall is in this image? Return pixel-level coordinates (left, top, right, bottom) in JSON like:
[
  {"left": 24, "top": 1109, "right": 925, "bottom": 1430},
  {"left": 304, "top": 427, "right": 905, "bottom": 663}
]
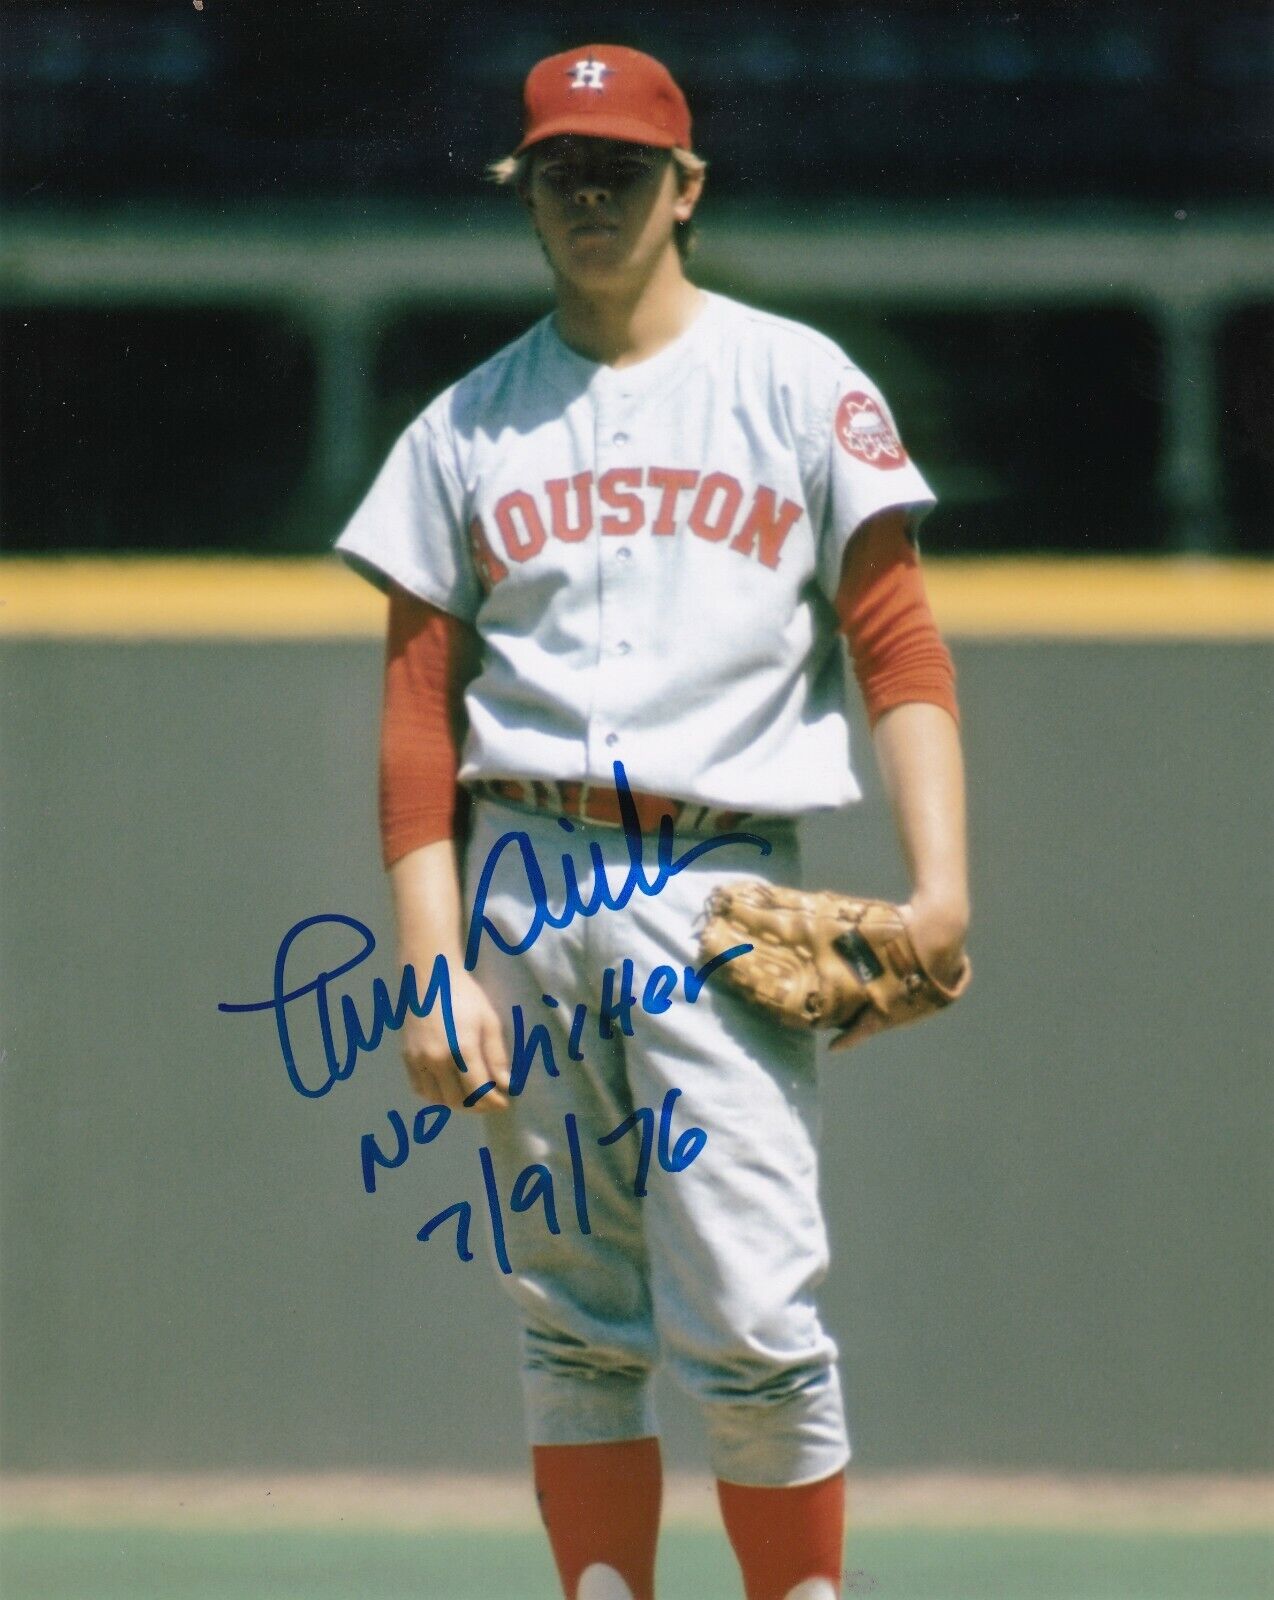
[{"left": 1, "top": 631, "right": 1270, "bottom": 1474}]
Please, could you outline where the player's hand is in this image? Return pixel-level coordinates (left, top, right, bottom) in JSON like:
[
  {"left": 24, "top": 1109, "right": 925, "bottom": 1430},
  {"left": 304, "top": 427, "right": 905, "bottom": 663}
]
[
  {"left": 400, "top": 967, "right": 511, "bottom": 1113},
  {"left": 828, "top": 892, "right": 969, "bottom": 1054},
  {"left": 901, "top": 892, "right": 969, "bottom": 991}
]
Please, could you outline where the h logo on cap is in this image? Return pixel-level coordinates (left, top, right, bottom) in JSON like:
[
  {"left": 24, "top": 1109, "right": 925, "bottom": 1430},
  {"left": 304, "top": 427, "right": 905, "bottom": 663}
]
[{"left": 569, "top": 58, "right": 610, "bottom": 90}]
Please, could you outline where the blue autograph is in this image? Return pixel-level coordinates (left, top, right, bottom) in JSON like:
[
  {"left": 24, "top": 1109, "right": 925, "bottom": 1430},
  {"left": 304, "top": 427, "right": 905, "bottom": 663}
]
[
  {"left": 463, "top": 760, "right": 772, "bottom": 970},
  {"left": 218, "top": 762, "right": 769, "bottom": 1103},
  {"left": 217, "top": 763, "right": 770, "bottom": 1275}
]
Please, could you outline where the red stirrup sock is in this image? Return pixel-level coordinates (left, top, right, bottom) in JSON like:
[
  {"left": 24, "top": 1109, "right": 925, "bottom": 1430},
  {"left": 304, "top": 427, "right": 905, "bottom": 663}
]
[
  {"left": 716, "top": 1470, "right": 846, "bottom": 1600},
  {"left": 532, "top": 1437, "right": 663, "bottom": 1600}
]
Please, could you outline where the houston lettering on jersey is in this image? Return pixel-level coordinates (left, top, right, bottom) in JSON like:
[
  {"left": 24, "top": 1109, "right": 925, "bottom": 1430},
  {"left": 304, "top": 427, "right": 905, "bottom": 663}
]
[{"left": 468, "top": 467, "right": 804, "bottom": 589}]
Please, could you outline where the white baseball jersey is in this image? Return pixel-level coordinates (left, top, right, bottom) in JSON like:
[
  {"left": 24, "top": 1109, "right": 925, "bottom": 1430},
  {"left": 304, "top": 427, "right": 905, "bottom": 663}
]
[{"left": 336, "top": 290, "right": 936, "bottom": 817}]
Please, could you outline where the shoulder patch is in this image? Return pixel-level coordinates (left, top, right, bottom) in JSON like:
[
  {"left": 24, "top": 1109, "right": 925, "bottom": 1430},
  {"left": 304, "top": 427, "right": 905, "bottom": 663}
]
[{"left": 835, "top": 390, "right": 908, "bottom": 470}]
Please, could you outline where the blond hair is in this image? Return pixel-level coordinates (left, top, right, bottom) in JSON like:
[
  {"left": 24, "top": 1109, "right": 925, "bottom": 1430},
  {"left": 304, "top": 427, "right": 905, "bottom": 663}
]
[{"left": 487, "top": 145, "right": 707, "bottom": 188}]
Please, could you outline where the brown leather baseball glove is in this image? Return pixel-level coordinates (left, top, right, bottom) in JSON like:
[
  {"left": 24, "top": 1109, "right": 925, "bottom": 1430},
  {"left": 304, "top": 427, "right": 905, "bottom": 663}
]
[{"left": 698, "top": 881, "right": 971, "bottom": 1052}]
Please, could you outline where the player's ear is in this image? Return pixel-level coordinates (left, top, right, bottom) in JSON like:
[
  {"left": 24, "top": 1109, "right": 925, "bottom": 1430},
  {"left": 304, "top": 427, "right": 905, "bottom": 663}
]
[
  {"left": 673, "top": 183, "right": 702, "bottom": 224},
  {"left": 671, "top": 150, "right": 706, "bottom": 221}
]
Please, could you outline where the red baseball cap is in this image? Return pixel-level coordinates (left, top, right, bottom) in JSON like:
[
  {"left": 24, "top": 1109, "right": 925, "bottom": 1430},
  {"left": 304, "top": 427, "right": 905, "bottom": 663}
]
[{"left": 515, "top": 45, "right": 692, "bottom": 154}]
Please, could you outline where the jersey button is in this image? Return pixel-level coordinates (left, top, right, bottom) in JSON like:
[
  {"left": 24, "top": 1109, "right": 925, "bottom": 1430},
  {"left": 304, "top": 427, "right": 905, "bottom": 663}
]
[
  {"left": 612, "top": 431, "right": 629, "bottom": 445},
  {"left": 605, "top": 732, "right": 620, "bottom": 747},
  {"left": 616, "top": 640, "right": 631, "bottom": 655},
  {"left": 616, "top": 547, "right": 632, "bottom": 562}
]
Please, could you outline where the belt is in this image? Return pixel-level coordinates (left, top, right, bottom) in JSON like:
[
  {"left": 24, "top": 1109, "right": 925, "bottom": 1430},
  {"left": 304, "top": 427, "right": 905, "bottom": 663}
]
[{"left": 471, "top": 777, "right": 755, "bottom": 836}]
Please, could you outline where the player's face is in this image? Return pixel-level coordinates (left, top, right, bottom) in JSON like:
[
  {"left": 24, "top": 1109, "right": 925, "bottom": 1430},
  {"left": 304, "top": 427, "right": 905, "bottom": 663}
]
[{"left": 524, "top": 137, "right": 699, "bottom": 286}]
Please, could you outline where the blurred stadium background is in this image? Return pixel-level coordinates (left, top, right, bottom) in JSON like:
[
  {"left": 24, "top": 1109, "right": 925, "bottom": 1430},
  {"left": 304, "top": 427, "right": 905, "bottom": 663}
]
[{"left": 2, "top": 3, "right": 1271, "bottom": 1597}]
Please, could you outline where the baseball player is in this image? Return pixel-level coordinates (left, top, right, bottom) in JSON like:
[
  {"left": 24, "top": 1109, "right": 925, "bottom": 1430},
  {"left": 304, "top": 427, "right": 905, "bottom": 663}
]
[{"left": 336, "top": 44, "right": 969, "bottom": 1600}]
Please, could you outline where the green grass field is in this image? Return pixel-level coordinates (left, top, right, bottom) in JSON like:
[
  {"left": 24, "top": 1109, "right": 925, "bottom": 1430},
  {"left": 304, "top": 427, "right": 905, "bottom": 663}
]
[{"left": 3, "top": 1526, "right": 1271, "bottom": 1600}]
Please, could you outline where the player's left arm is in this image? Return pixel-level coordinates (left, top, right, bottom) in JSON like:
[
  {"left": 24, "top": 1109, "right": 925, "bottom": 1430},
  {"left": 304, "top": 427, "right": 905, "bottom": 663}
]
[
  {"left": 836, "top": 508, "right": 969, "bottom": 990},
  {"left": 871, "top": 701, "right": 969, "bottom": 990}
]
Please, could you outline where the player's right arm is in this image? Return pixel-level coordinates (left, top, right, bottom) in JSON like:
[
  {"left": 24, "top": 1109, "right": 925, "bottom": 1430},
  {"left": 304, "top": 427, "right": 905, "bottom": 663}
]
[
  {"left": 381, "top": 584, "right": 510, "bottom": 1113},
  {"left": 389, "top": 841, "right": 511, "bottom": 1113}
]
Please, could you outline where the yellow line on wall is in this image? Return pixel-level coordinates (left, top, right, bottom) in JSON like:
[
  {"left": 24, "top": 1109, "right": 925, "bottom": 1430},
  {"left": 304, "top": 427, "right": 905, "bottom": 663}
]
[
  {"left": 0, "top": 557, "right": 1271, "bottom": 639},
  {"left": 926, "top": 558, "right": 1274, "bottom": 638},
  {"left": 0, "top": 559, "right": 388, "bottom": 639}
]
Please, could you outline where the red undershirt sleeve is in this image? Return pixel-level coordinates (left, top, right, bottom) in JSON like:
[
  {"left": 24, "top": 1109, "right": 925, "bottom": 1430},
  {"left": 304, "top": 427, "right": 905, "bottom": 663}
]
[
  {"left": 379, "top": 584, "right": 480, "bottom": 869},
  {"left": 834, "top": 509, "right": 961, "bottom": 732}
]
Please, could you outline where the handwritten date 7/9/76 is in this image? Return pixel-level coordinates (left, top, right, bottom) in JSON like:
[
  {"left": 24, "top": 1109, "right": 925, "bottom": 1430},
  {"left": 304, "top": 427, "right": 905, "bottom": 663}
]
[{"left": 366, "top": 1089, "right": 705, "bottom": 1274}]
